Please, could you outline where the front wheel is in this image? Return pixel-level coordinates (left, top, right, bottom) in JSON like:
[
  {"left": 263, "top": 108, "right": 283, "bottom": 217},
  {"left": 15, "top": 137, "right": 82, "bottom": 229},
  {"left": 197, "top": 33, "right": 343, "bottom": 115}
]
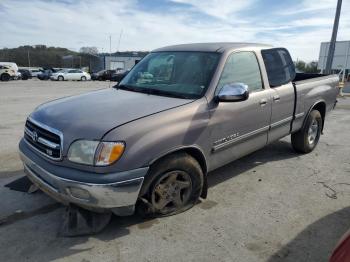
[
  {"left": 81, "top": 76, "right": 87, "bottom": 81},
  {"left": 1, "top": 73, "right": 10, "bottom": 81},
  {"left": 291, "top": 110, "right": 322, "bottom": 153},
  {"left": 137, "top": 153, "right": 203, "bottom": 217},
  {"left": 57, "top": 75, "right": 64, "bottom": 81}
]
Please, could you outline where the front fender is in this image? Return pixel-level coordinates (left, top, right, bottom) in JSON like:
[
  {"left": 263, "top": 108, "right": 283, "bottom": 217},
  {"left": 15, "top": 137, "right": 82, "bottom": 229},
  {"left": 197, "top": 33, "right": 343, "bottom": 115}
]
[{"left": 102, "top": 98, "right": 211, "bottom": 172}]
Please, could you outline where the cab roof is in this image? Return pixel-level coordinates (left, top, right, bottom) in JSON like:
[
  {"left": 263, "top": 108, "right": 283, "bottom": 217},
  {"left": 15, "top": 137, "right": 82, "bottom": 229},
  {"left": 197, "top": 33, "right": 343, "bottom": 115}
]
[{"left": 152, "top": 42, "right": 272, "bottom": 53}]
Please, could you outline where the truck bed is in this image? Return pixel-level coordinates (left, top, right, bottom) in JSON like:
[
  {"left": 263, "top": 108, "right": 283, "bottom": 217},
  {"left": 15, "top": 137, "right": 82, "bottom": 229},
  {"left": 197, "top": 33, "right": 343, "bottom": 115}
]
[
  {"left": 290, "top": 73, "right": 339, "bottom": 134},
  {"left": 294, "top": 73, "right": 328, "bottom": 82}
]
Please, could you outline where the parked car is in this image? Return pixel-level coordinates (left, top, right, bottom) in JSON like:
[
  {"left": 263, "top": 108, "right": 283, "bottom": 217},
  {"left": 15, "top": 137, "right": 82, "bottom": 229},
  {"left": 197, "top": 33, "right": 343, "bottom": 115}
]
[
  {"left": 0, "top": 62, "right": 18, "bottom": 72},
  {"left": 15, "top": 71, "right": 22, "bottom": 80},
  {"left": 0, "top": 65, "right": 16, "bottom": 81},
  {"left": 91, "top": 70, "right": 116, "bottom": 81},
  {"left": 111, "top": 70, "right": 129, "bottom": 82},
  {"left": 19, "top": 43, "right": 339, "bottom": 218},
  {"left": 29, "top": 68, "right": 43, "bottom": 77},
  {"left": 38, "top": 69, "right": 56, "bottom": 80},
  {"left": 18, "top": 69, "right": 32, "bottom": 80},
  {"left": 50, "top": 69, "right": 91, "bottom": 81},
  {"left": 0, "top": 62, "right": 19, "bottom": 80}
]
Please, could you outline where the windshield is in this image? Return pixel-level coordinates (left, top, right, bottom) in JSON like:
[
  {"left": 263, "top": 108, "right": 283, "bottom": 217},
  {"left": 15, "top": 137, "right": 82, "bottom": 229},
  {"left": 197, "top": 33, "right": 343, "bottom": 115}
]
[{"left": 118, "top": 51, "right": 220, "bottom": 99}]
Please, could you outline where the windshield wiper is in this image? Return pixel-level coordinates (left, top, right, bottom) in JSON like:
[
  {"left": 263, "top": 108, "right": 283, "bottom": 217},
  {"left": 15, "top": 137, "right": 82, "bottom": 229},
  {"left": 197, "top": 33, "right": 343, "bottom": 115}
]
[
  {"left": 116, "top": 84, "right": 143, "bottom": 93},
  {"left": 116, "top": 84, "right": 195, "bottom": 99},
  {"left": 141, "top": 88, "right": 193, "bottom": 99}
]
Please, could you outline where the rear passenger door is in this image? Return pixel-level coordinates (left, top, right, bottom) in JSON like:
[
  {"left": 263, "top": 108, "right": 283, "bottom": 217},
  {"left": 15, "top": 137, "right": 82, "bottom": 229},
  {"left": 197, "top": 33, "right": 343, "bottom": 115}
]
[
  {"left": 261, "top": 48, "right": 296, "bottom": 142},
  {"left": 66, "top": 70, "right": 76, "bottom": 80},
  {"left": 75, "top": 70, "right": 83, "bottom": 80},
  {"left": 209, "top": 51, "right": 273, "bottom": 170}
]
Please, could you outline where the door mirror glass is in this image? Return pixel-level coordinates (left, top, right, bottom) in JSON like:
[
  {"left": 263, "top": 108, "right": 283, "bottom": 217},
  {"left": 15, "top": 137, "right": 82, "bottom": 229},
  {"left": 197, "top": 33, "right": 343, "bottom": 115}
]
[{"left": 217, "top": 83, "right": 249, "bottom": 102}]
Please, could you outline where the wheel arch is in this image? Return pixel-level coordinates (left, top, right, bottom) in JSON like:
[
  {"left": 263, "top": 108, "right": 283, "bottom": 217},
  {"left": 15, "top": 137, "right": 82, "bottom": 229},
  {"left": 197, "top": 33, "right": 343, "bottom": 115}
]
[
  {"left": 149, "top": 146, "right": 208, "bottom": 174},
  {"left": 303, "top": 100, "right": 326, "bottom": 131},
  {"left": 148, "top": 146, "right": 208, "bottom": 198}
]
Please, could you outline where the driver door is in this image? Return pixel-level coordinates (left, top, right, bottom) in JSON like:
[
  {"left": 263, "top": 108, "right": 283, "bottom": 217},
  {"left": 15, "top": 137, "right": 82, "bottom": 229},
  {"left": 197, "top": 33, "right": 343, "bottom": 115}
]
[{"left": 208, "top": 51, "right": 273, "bottom": 170}]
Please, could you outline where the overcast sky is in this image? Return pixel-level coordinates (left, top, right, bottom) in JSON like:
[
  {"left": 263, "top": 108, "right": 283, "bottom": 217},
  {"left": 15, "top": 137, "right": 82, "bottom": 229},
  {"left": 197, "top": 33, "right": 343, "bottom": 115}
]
[{"left": 1, "top": 0, "right": 349, "bottom": 61}]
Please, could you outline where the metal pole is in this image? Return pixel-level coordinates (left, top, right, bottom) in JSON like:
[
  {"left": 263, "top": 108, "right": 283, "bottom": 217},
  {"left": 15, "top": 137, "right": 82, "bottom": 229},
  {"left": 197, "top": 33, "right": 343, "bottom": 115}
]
[
  {"left": 109, "top": 35, "right": 112, "bottom": 56},
  {"left": 27, "top": 50, "right": 31, "bottom": 67},
  {"left": 325, "top": 0, "right": 342, "bottom": 74},
  {"left": 109, "top": 35, "right": 112, "bottom": 70},
  {"left": 117, "top": 29, "right": 123, "bottom": 52}
]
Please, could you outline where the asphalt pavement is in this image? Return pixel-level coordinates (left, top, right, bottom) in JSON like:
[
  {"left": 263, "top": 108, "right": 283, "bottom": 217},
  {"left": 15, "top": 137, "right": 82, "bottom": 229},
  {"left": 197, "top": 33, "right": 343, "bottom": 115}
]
[{"left": 0, "top": 79, "right": 349, "bottom": 262}]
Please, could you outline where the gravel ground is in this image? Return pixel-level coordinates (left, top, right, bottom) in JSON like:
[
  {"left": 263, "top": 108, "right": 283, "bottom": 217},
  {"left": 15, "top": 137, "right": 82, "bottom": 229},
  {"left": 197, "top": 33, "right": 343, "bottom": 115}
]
[{"left": 0, "top": 79, "right": 349, "bottom": 262}]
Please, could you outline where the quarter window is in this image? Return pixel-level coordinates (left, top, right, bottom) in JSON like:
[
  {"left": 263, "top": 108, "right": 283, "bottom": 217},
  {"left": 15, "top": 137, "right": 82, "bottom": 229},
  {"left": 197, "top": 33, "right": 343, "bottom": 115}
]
[
  {"left": 261, "top": 48, "right": 295, "bottom": 87},
  {"left": 217, "top": 52, "right": 263, "bottom": 93}
]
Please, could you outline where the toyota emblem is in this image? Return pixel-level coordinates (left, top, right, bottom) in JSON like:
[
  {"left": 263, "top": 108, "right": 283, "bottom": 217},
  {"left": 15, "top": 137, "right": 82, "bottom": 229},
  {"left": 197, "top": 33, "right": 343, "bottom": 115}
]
[{"left": 32, "top": 131, "right": 38, "bottom": 142}]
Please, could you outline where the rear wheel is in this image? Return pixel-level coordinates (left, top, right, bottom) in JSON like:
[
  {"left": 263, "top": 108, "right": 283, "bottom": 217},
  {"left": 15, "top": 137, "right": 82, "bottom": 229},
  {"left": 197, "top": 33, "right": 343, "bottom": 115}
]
[
  {"left": 58, "top": 75, "right": 64, "bottom": 81},
  {"left": 1, "top": 73, "right": 10, "bottom": 81},
  {"left": 137, "top": 152, "right": 203, "bottom": 217},
  {"left": 291, "top": 110, "right": 322, "bottom": 153}
]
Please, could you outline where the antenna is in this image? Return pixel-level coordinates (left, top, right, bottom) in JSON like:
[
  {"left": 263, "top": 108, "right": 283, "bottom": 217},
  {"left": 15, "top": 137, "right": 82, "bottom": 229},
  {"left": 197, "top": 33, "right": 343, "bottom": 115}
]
[
  {"left": 117, "top": 29, "right": 123, "bottom": 52},
  {"left": 109, "top": 35, "right": 112, "bottom": 56}
]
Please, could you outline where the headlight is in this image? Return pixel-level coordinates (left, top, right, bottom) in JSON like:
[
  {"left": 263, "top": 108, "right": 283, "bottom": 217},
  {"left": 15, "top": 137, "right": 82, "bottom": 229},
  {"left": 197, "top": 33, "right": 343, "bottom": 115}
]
[
  {"left": 67, "top": 140, "right": 125, "bottom": 166},
  {"left": 67, "top": 140, "right": 99, "bottom": 165}
]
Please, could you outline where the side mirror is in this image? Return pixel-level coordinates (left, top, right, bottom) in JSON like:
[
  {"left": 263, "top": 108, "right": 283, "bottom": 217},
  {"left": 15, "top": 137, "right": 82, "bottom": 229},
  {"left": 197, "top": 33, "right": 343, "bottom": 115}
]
[{"left": 217, "top": 83, "right": 249, "bottom": 102}]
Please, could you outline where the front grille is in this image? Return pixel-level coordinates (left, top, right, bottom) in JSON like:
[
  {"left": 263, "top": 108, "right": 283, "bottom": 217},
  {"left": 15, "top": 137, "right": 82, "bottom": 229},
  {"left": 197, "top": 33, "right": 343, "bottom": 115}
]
[{"left": 24, "top": 119, "right": 62, "bottom": 160}]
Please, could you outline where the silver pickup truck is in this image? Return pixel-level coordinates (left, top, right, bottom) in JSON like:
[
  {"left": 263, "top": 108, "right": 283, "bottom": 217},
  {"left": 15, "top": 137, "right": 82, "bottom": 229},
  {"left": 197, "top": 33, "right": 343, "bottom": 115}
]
[{"left": 19, "top": 43, "right": 339, "bottom": 217}]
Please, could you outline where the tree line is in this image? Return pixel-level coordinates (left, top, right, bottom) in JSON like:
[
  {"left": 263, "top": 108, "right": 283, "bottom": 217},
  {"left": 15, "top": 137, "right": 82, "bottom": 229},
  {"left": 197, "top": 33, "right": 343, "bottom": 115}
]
[
  {"left": 295, "top": 60, "right": 320, "bottom": 73},
  {"left": 1, "top": 45, "right": 73, "bottom": 67},
  {"left": 0, "top": 45, "right": 100, "bottom": 69}
]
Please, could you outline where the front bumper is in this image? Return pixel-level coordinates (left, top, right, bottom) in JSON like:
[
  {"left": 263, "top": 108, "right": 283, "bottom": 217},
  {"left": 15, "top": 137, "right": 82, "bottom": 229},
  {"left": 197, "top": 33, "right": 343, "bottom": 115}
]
[{"left": 19, "top": 145, "right": 148, "bottom": 215}]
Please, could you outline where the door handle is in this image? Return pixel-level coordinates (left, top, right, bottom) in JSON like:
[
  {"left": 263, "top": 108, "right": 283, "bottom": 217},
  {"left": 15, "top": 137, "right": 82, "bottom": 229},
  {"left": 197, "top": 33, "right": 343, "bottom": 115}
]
[
  {"left": 273, "top": 95, "right": 280, "bottom": 101},
  {"left": 259, "top": 99, "right": 267, "bottom": 106}
]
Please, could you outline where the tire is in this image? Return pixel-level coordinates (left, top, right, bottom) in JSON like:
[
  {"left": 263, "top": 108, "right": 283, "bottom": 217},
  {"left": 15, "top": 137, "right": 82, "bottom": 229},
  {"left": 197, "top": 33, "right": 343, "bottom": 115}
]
[
  {"left": 58, "top": 76, "right": 64, "bottom": 81},
  {"left": 137, "top": 152, "right": 203, "bottom": 217},
  {"left": 98, "top": 76, "right": 103, "bottom": 81},
  {"left": 1, "top": 73, "right": 10, "bottom": 81},
  {"left": 81, "top": 76, "right": 87, "bottom": 81},
  {"left": 291, "top": 110, "right": 322, "bottom": 153}
]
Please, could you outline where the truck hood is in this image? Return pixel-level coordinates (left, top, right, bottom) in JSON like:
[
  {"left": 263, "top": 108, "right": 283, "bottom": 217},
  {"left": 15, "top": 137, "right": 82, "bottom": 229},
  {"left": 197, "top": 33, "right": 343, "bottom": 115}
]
[{"left": 30, "top": 88, "right": 193, "bottom": 152}]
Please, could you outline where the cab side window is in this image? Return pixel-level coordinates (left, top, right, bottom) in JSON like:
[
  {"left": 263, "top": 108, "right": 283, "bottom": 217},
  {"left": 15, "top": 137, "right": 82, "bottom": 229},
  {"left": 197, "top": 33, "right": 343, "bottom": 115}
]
[{"left": 217, "top": 52, "right": 263, "bottom": 94}]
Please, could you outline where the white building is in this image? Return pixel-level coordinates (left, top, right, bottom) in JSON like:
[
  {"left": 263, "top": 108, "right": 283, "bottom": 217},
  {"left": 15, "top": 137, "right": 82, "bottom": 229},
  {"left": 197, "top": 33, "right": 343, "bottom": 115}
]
[
  {"left": 318, "top": 41, "right": 350, "bottom": 75},
  {"left": 104, "top": 52, "right": 147, "bottom": 71}
]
